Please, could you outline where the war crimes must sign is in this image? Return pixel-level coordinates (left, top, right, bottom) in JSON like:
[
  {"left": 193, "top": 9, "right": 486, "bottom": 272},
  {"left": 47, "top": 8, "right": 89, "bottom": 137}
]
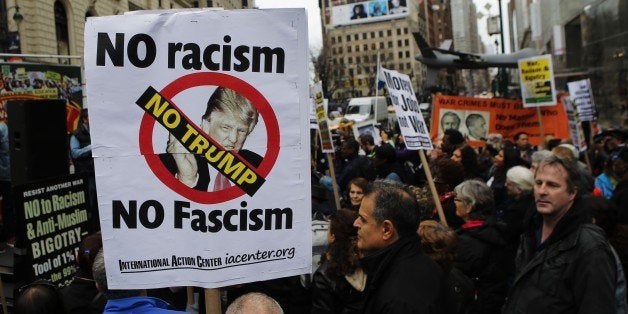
[
  {"left": 15, "top": 174, "right": 91, "bottom": 286},
  {"left": 432, "top": 95, "right": 570, "bottom": 147},
  {"left": 84, "top": 9, "right": 311, "bottom": 289},
  {"left": 518, "top": 54, "right": 557, "bottom": 107},
  {"left": 381, "top": 67, "right": 432, "bottom": 150}
]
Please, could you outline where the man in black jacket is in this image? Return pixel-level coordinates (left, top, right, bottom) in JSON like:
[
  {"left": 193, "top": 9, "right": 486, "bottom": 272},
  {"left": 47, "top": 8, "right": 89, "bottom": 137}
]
[
  {"left": 353, "top": 180, "right": 452, "bottom": 313},
  {"left": 504, "top": 155, "right": 616, "bottom": 313}
]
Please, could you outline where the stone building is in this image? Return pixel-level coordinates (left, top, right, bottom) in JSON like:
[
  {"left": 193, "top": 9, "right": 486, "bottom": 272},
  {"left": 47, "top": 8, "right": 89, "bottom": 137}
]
[
  {"left": 511, "top": 0, "right": 627, "bottom": 128},
  {"left": 0, "top": 0, "right": 255, "bottom": 65},
  {"left": 319, "top": 0, "right": 426, "bottom": 101}
]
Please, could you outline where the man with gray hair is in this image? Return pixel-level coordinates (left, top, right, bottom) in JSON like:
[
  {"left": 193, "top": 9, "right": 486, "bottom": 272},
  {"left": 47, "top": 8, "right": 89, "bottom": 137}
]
[
  {"left": 353, "top": 180, "right": 452, "bottom": 313},
  {"left": 226, "top": 292, "right": 283, "bottom": 314},
  {"left": 92, "top": 249, "right": 185, "bottom": 313},
  {"left": 504, "top": 155, "right": 616, "bottom": 313}
]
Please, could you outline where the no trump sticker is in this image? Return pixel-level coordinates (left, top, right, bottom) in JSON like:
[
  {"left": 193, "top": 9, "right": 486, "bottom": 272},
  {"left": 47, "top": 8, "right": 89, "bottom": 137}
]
[{"left": 137, "top": 72, "right": 280, "bottom": 204}]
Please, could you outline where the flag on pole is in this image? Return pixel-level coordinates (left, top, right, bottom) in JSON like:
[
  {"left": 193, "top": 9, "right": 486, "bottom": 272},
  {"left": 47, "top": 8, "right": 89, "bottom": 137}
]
[{"left": 375, "top": 52, "right": 386, "bottom": 90}]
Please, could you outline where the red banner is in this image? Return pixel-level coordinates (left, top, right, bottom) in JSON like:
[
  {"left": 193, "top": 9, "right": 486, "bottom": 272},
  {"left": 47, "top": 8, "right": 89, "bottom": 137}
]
[{"left": 431, "top": 95, "right": 570, "bottom": 147}]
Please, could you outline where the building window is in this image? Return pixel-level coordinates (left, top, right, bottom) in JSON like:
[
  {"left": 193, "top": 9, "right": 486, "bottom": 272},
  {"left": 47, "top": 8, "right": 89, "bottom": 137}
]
[
  {"left": 405, "top": 51, "right": 410, "bottom": 58},
  {"left": 338, "top": 36, "right": 342, "bottom": 43},
  {"left": 380, "top": 42, "right": 384, "bottom": 49},
  {"left": 371, "top": 43, "right": 376, "bottom": 50},
  {"left": 405, "top": 39, "right": 409, "bottom": 46},
  {"left": 387, "top": 30, "right": 392, "bottom": 36},
  {"left": 55, "top": 1, "right": 70, "bottom": 60},
  {"left": 349, "top": 68, "right": 354, "bottom": 76},
  {"left": 362, "top": 33, "right": 367, "bottom": 40},
  {"left": 331, "top": 37, "right": 336, "bottom": 44},
  {"left": 371, "top": 31, "right": 375, "bottom": 38},
  {"left": 397, "top": 29, "right": 401, "bottom": 35},
  {"left": 400, "top": 63, "right": 404, "bottom": 70},
  {"left": 348, "top": 46, "right": 352, "bottom": 53},
  {"left": 332, "top": 47, "right": 337, "bottom": 54},
  {"left": 388, "top": 41, "right": 393, "bottom": 48},
  {"left": 346, "top": 35, "right": 350, "bottom": 41},
  {"left": 356, "top": 45, "right": 360, "bottom": 52},
  {"left": 398, "top": 51, "right": 403, "bottom": 58},
  {"left": 397, "top": 40, "right": 402, "bottom": 46},
  {"left": 354, "top": 34, "right": 359, "bottom": 40},
  {"left": 379, "top": 30, "right": 384, "bottom": 37},
  {"left": 404, "top": 27, "right": 408, "bottom": 34},
  {"left": 357, "top": 67, "right": 362, "bottom": 75},
  {"left": 364, "top": 44, "right": 368, "bottom": 51},
  {"left": 356, "top": 56, "right": 361, "bottom": 63},
  {"left": 348, "top": 56, "right": 353, "bottom": 63},
  {"left": 338, "top": 47, "right": 343, "bottom": 53}
]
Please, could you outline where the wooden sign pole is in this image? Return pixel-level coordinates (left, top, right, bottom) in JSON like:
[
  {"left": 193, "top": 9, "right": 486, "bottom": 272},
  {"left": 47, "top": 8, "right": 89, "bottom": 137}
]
[
  {"left": 419, "top": 150, "right": 447, "bottom": 227},
  {"left": 326, "top": 153, "right": 342, "bottom": 210},
  {"left": 205, "top": 288, "right": 221, "bottom": 314}
]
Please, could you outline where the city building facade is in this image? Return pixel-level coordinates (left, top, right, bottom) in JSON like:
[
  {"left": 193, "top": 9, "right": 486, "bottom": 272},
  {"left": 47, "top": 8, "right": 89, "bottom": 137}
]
[
  {"left": 0, "top": 0, "right": 255, "bottom": 65},
  {"left": 319, "top": 0, "right": 427, "bottom": 101},
  {"left": 511, "top": 0, "right": 627, "bottom": 128},
  {"left": 450, "top": 0, "right": 489, "bottom": 95}
]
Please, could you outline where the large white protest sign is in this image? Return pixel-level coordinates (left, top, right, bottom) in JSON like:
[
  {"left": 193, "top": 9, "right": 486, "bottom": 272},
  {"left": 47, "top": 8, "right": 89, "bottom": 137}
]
[
  {"left": 84, "top": 9, "right": 311, "bottom": 289},
  {"left": 567, "top": 79, "right": 596, "bottom": 121},
  {"left": 380, "top": 67, "right": 432, "bottom": 150}
]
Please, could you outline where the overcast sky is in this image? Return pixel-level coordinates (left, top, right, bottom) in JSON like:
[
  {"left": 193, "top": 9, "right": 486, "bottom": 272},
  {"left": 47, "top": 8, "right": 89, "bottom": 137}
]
[{"left": 255, "top": 0, "right": 323, "bottom": 56}]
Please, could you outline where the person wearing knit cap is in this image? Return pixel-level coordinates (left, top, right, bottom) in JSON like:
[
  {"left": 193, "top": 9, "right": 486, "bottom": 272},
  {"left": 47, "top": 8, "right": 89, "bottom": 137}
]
[
  {"left": 506, "top": 166, "right": 535, "bottom": 195},
  {"left": 558, "top": 143, "right": 579, "bottom": 160}
]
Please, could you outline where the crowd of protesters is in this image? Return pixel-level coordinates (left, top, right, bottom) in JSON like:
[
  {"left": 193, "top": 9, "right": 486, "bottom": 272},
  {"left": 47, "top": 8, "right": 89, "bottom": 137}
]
[
  {"left": 307, "top": 125, "right": 628, "bottom": 314},
  {"left": 10, "top": 120, "right": 628, "bottom": 313}
]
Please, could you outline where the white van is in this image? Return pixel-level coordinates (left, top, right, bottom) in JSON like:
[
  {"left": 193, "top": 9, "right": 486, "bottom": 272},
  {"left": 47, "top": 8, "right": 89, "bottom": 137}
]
[{"left": 344, "top": 96, "right": 390, "bottom": 126}]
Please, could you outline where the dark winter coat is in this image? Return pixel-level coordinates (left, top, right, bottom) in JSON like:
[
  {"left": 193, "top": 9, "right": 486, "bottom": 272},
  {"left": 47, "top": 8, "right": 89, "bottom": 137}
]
[
  {"left": 337, "top": 155, "right": 373, "bottom": 194},
  {"left": 503, "top": 198, "right": 617, "bottom": 314},
  {"left": 455, "top": 218, "right": 512, "bottom": 314},
  {"left": 360, "top": 235, "right": 453, "bottom": 314},
  {"left": 71, "top": 123, "right": 94, "bottom": 173},
  {"left": 613, "top": 180, "right": 628, "bottom": 224},
  {"left": 61, "top": 269, "right": 106, "bottom": 314},
  {"left": 500, "top": 193, "right": 536, "bottom": 251},
  {"left": 311, "top": 260, "right": 364, "bottom": 314}
]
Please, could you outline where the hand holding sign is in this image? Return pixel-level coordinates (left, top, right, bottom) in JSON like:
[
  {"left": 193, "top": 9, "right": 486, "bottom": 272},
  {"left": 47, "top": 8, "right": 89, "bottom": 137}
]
[{"left": 167, "top": 133, "right": 198, "bottom": 187}]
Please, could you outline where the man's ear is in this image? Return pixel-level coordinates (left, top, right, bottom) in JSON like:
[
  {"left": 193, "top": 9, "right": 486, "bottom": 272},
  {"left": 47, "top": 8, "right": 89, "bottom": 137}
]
[
  {"left": 569, "top": 187, "right": 578, "bottom": 201},
  {"left": 381, "top": 220, "right": 396, "bottom": 241}
]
